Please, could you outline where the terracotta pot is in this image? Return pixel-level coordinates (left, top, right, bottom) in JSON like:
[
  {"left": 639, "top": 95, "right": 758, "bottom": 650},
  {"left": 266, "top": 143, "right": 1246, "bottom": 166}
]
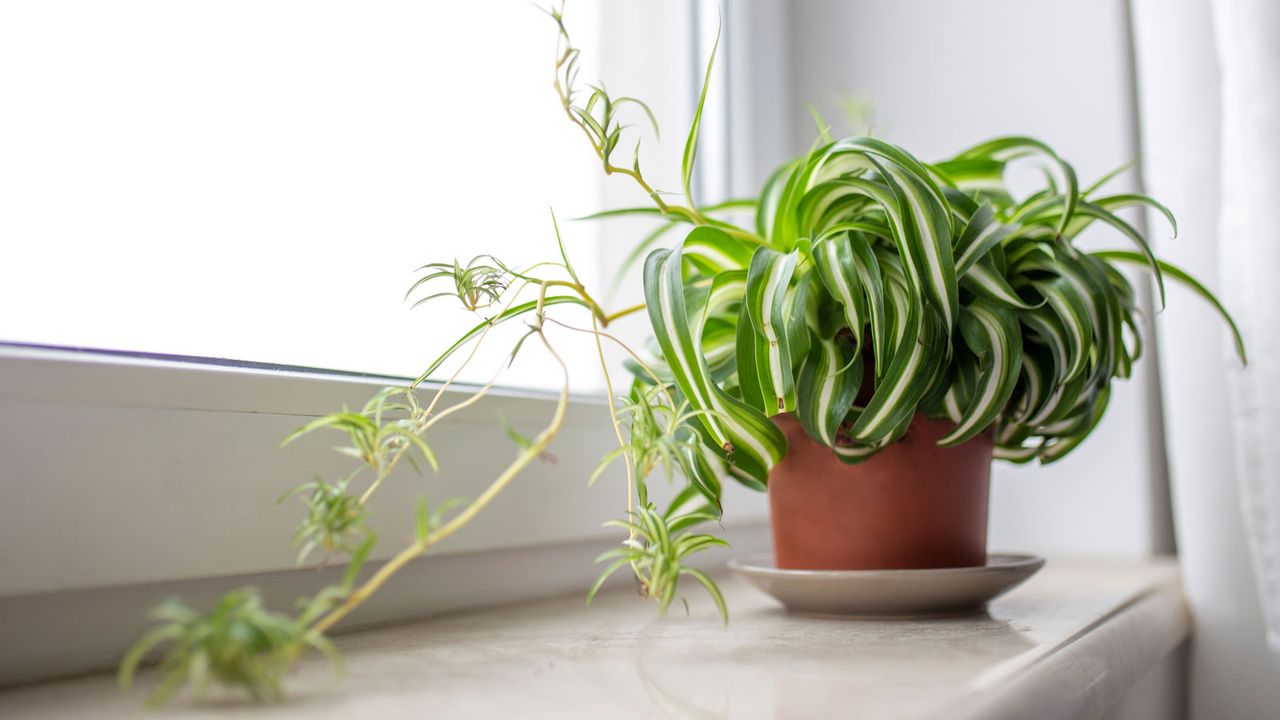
[{"left": 768, "top": 413, "right": 992, "bottom": 570}]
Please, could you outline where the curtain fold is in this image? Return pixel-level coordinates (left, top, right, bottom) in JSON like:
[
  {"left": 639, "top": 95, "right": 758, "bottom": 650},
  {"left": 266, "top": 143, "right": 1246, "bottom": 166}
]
[
  {"left": 1210, "top": 0, "right": 1280, "bottom": 651},
  {"left": 1132, "top": 0, "right": 1280, "bottom": 715}
]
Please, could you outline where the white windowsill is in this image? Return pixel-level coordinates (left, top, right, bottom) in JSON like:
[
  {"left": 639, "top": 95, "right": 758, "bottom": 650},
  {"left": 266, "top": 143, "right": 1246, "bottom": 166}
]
[{"left": 0, "top": 558, "right": 1189, "bottom": 719}]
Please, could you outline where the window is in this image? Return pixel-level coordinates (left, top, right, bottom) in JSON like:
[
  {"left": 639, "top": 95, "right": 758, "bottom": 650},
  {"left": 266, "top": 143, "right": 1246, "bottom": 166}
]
[
  {"left": 0, "top": 1, "right": 615, "bottom": 390},
  {"left": 0, "top": 5, "right": 752, "bottom": 686}
]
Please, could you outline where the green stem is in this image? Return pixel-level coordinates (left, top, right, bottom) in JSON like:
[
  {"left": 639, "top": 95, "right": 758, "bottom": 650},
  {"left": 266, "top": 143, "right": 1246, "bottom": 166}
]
[{"left": 312, "top": 331, "right": 571, "bottom": 635}]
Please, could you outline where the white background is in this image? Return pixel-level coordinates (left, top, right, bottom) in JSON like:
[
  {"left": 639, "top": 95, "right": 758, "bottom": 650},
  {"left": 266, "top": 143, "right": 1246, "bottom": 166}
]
[{"left": 0, "top": 0, "right": 609, "bottom": 390}]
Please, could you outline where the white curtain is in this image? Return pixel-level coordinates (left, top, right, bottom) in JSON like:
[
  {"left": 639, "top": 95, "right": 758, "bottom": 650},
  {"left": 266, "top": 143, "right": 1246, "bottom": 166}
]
[
  {"left": 1131, "top": 0, "right": 1280, "bottom": 716},
  {"left": 1211, "top": 0, "right": 1280, "bottom": 652}
]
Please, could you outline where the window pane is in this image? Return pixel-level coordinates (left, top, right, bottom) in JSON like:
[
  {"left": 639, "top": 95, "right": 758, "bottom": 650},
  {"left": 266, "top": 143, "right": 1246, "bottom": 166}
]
[{"left": 0, "top": 1, "right": 607, "bottom": 391}]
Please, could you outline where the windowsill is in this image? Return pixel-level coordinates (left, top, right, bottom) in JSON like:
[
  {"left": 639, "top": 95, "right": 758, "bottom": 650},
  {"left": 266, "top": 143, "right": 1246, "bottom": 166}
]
[{"left": 0, "top": 558, "right": 1188, "bottom": 719}]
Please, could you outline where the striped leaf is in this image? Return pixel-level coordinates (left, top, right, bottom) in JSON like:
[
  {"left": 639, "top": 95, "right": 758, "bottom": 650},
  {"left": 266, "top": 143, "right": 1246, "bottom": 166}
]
[
  {"left": 701, "top": 320, "right": 739, "bottom": 382},
  {"left": 756, "top": 160, "right": 799, "bottom": 239},
  {"left": 1064, "top": 193, "right": 1177, "bottom": 239},
  {"left": 783, "top": 271, "right": 813, "bottom": 366},
  {"left": 734, "top": 302, "right": 766, "bottom": 413},
  {"left": 848, "top": 305, "right": 945, "bottom": 443},
  {"left": 683, "top": 226, "right": 755, "bottom": 276},
  {"left": 1039, "top": 387, "right": 1110, "bottom": 464},
  {"left": 955, "top": 136, "right": 1079, "bottom": 235},
  {"left": 812, "top": 234, "right": 868, "bottom": 356},
  {"left": 644, "top": 240, "right": 786, "bottom": 487},
  {"left": 700, "top": 269, "right": 747, "bottom": 326},
  {"left": 954, "top": 202, "right": 1018, "bottom": 276},
  {"left": 963, "top": 256, "right": 1040, "bottom": 310},
  {"left": 832, "top": 440, "right": 884, "bottom": 464},
  {"left": 798, "top": 138, "right": 959, "bottom": 330},
  {"left": 1092, "top": 250, "right": 1246, "bottom": 363},
  {"left": 939, "top": 300, "right": 1023, "bottom": 446},
  {"left": 1028, "top": 277, "right": 1091, "bottom": 382},
  {"left": 870, "top": 154, "right": 958, "bottom": 330},
  {"left": 1008, "top": 343, "right": 1053, "bottom": 426},
  {"left": 848, "top": 233, "right": 889, "bottom": 376},
  {"left": 742, "top": 247, "right": 800, "bottom": 414},
  {"left": 795, "top": 337, "right": 861, "bottom": 447},
  {"left": 1073, "top": 201, "right": 1167, "bottom": 306}
]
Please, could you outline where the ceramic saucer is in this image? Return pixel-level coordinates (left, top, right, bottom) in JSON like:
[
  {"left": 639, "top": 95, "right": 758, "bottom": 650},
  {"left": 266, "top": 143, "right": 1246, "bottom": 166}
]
[{"left": 728, "top": 553, "right": 1045, "bottom": 617}]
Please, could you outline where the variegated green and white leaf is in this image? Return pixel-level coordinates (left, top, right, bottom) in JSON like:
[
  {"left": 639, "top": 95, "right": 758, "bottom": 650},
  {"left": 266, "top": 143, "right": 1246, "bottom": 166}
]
[
  {"left": 939, "top": 300, "right": 1023, "bottom": 446},
  {"left": 684, "top": 226, "right": 755, "bottom": 275},
  {"left": 955, "top": 136, "right": 1080, "bottom": 235},
  {"left": 1071, "top": 201, "right": 1167, "bottom": 306},
  {"left": 795, "top": 337, "right": 861, "bottom": 447},
  {"left": 1028, "top": 277, "right": 1091, "bottom": 382},
  {"left": 812, "top": 234, "right": 868, "bottom": 355},
  {"left": 963, "top": 256, "right": 1040, "bottom": 310},
  {"left": 1093, "top": 250, "right": 1246, "bottom": 363},
  {"left": 848, "top": 233, "right": 889, "bottom": 375},
  {"left": 1039, "top": 386, "right": 1110, "bottom": 464},
  {"left": 848, "top": 306, "right": 945, "bottom": 443},
  {"left": 644, "top": 241, "right": 787, "bottom": 487},
  {"left": 871, "top": 155, "right": 958, "bottom": 329},
  {"left": 1063, "top": 193, "right": 1177, "bottom": 240},
  {"left": 794, "top": 138, "right": 959, "bottom": 330},
  {"left": 742, "top": 247, "right": 800, "bottom": 414},
  {"left": 831, "top": 440, "right": 884, "bottom": 464},
  {"left": 954, "top": 202, "right": 1018, "bottom": 276}
]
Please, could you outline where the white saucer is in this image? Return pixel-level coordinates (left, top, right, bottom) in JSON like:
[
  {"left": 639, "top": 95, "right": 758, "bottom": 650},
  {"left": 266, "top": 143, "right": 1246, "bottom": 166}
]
[{"left": 728, "top": 553, "right": 1045, "bottom": 617}]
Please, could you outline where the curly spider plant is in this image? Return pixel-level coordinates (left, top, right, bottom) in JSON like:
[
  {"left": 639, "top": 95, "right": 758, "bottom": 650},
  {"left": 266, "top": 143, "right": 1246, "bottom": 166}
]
[{"left": 632, "top": 136, "right": 1246, "bottom": 474}]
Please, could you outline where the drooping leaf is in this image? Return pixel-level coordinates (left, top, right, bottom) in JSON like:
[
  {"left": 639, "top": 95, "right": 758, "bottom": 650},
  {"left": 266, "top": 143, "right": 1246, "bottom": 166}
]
[
  {"left": 643, "top": 240, "right": 786, "bottom": 488},
  {"left": 813, "top": 234, "right": 868, "bottom": 356},
  {"left": 796, "top": 336, "right": 861, "bottom": 447},
  {"left": 938, "top": 300, "right": 1023, "bottom": 446},
  {"left": 1092, "top": 250, "right": 1246, "bottom": 363},
  {"left": 963, "top": 256, "right": 1041, "bottom": 310},
  {"left": 954, "top": 202, "right": 1018, "bottom": 276},
  {"left": 742, "top": 246, "right": 800, "bottom": 414},
  {"left": 848, "top": 305, "right": 945, "bottom": 443},
  {"left": 955, "top": 135, "right": 1080, "bottom": 236}
]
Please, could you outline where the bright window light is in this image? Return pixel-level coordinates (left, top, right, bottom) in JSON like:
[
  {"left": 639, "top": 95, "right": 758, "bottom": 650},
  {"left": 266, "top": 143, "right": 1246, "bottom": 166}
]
[{"left": 0, "top": 1, "right": 607, "bottom": 391}]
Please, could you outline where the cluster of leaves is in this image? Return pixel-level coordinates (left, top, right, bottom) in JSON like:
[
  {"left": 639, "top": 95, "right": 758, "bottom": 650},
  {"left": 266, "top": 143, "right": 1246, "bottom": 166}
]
[
  {"left": 118, "top": 590, "right": 339, "bottom": 707},
  {"left": 591, "top": 384, "right": 724, "bottom": 510},
  {"left": 634, "top": 136, "right": 1245, "bottom": 477},
  {"left": 407, "top": 255, "right": 514, "bottom": 312},
  {"left": 585, "top": 384, "right": 732, "bottom": 620},
  {"left": 282, "top": 387, "right": 438, "bottom": 479},
  {"left": 280, "top": 478, "right": 368, "bottom": 565},
  {"left": 120, "top": 386, "right": 439, "bottom": 704},
  {"left": 588, "top": 490, "right": 728, "bottom": 623}
]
